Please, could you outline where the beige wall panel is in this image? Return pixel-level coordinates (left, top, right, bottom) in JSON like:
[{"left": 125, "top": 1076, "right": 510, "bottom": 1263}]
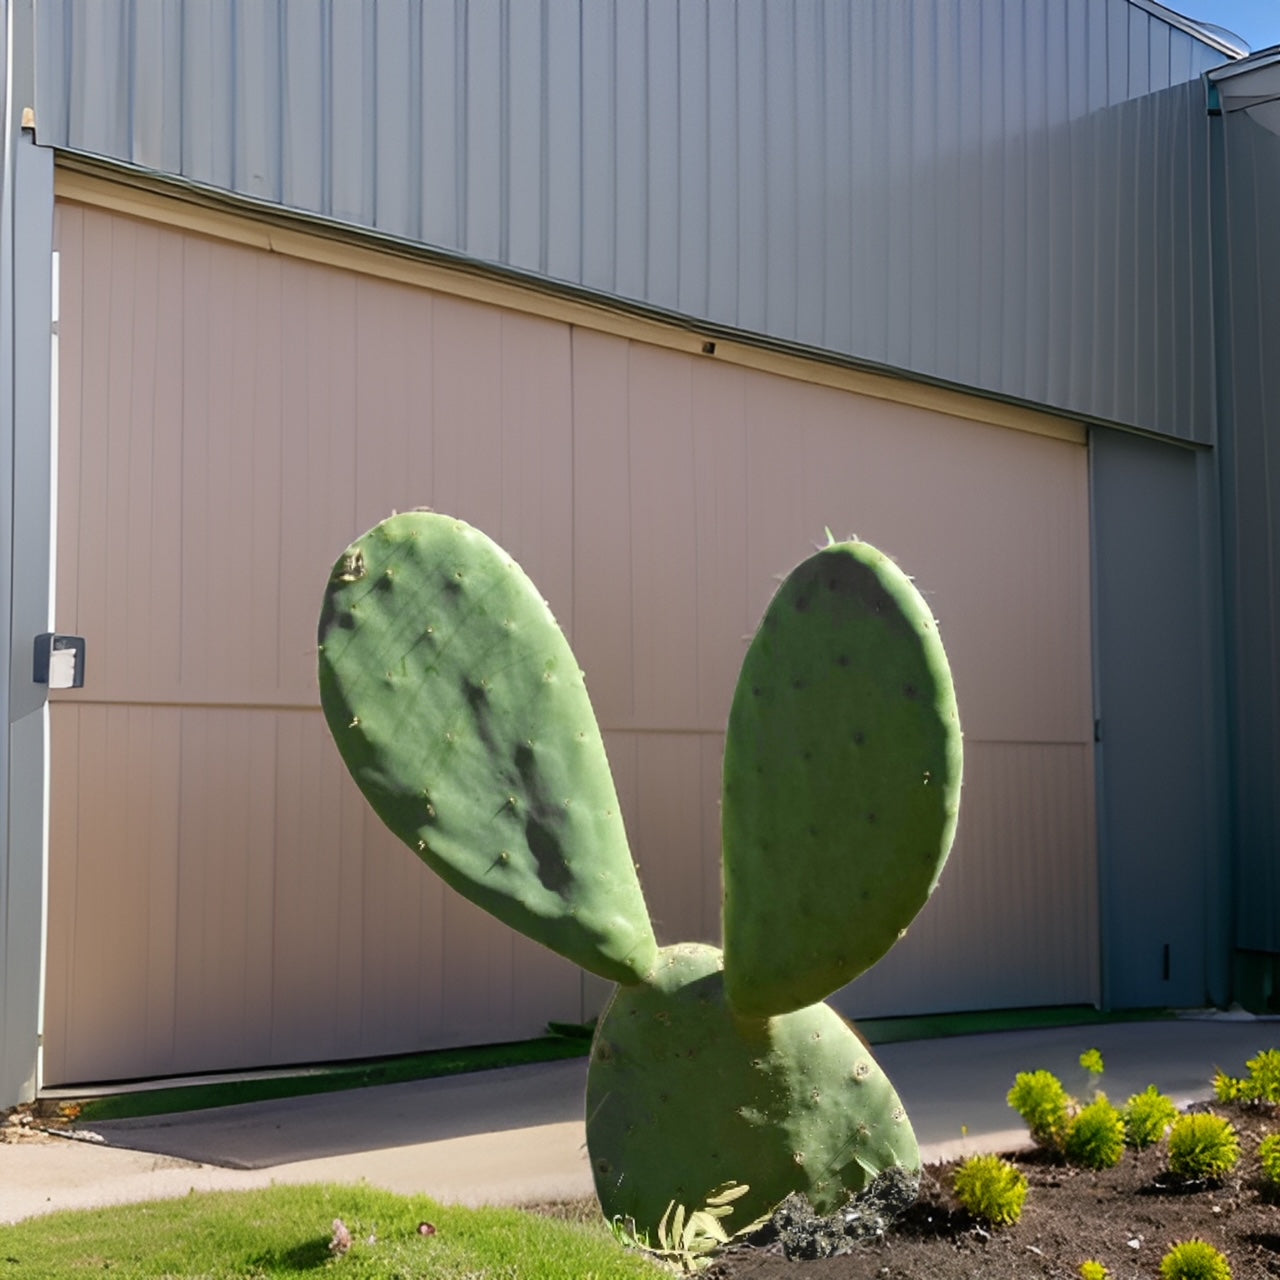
[
  {"left": 352, "top": 278, "right": 436, "bottom": 531},
  {"left": 268, "top": 710, "right": 368, "bottom": 1065},
  {"left": 354, "top": 808, "right": 445, "bottom": 1050},
  {"left": 496, "top": 312, "right": 575, "bottom": 624},
  {"left": 633, "top": 732, "right": 713, "bottom": 947},
  {"left": 737, "top": 368, "right": 1093, "bottom": 746},
  {"left": 429, "top": 297, "right": 506, "bottom": 538},
  {"left": 833, "top": 742, "right": 1099, "bottom": 1019},
  {"left": 572, "top": 330, "right": 1091, "bottom": 746},
  {"left": 626, "top": 346, "right": 701, "bottom": 727},
  {"left": 44, "top": 705, "right": 182, "bottom": 1083},
  {"left": 691, "top": 365, "right": 751, "bottom": 730},
  {"left": 48, "top": 199, "right": 1097, "bottom": 1082},
  {"left": 697, "top": 733, "right": 728, "bottom": 945},
  {"left": 274, "top": 259, "right": 362, "bottom": 706},
  {"left": 43, "top": 705, "right": 77, "bottom": 1082},
  {"left": 599, "top": 730, "right": 723, "bottom": 951},
  {"left": 172, "top": 709, "right": 277, "bottom": 1072},
  {"left": 571, "top": 329, "right": 635, "bottom": 722},
  {"left": 44, "top": 704, "right": 577, "bottom": 1083}
]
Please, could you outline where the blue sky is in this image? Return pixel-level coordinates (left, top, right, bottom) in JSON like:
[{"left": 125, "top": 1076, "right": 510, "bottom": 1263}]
[{"left": 1173, "top": 1, "right": 1280, "bottom": 51}]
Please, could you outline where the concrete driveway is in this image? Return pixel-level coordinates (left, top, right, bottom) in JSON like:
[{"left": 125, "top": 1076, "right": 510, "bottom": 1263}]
[{"left": 2, "top": 1013, "right": 1275, "bottom": 1225}]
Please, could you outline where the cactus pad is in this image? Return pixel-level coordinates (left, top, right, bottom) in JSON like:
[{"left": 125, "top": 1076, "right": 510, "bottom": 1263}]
[
  {"left": 721, "top": 541, "right": 962, "bottom": 1017},
  {"left": 587, "top": 943, "right": 919, "bottom": 1235},
  {"left": 318, "top": 513, "right": 657, "bottom": 985}
]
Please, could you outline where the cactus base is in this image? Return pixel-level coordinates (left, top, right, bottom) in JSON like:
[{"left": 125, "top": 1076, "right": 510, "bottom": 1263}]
[{"left": 586, "top": 943, "right": 919, "bottom": 1237}]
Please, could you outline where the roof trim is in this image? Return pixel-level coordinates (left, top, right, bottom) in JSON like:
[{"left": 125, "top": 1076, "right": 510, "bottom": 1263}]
[
  {"left": 53, "top": 151, "right": 1086, "bottom": 447},
  {"left": 1207, "top": 47, "right": 1280, "bottom": 83},
  {"left": 1207, "top": 48, "right": 1280, "bottom": 115},
  {"left": 1126, "top": 1, "right": 1249, "bottom": 58}
]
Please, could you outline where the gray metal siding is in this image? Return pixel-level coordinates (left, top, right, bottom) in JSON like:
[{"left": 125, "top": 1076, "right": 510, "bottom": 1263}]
[
  {"left": 0, "top": 0, "right": 18, "bottom": 1109},
  {"left": 33, "top": 0, "right": 1228, "bottom": 441},
  {"left": 1090, "top": 429, "right": 1227, "bottom": 1007},
  {"left": 1214, "top": 109, "right": 1280, "bottom": 954},
  {"left": 2, "top": 0, "right": 59, "bottom": 1111}
]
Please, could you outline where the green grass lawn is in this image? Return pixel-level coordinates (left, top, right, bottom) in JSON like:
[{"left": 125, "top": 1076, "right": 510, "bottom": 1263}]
[{"left": 0, "top": 1184, "right": 658, "bottom": 1279}]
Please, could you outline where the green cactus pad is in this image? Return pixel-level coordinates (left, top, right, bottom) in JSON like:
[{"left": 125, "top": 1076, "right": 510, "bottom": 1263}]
[
  {"left": 586, "top": 943, "right": 918, "bottom": 1236},
  {"left": 318, "top": 512, "right": 657, "bottom": 985},
  {"left": 722, "top": 541, "right": 962, "bottom": 1018}
]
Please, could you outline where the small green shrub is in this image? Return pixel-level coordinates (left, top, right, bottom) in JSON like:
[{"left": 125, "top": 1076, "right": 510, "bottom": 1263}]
[
  {"left": 1122, "top": 1085, "right": 1179, "bottom": 1149},
  {"left": 1257, "top": 1133, "right": 1280, "bottom": 1197},
  {"left": 1008, "top": 1069, "right": 1071, "bottom": 1148},
  {"left": 1079, "top": 1048, "right": 1105, "bottom": 1079},
  {"left": 1079, "top": 1261, "right": 1110, "bottom": 1280},
  {"left": 1212, "top": 1048, "right": 1280, "bottom": 1105},
  {"left": 1167, "top": 1114, "right": 1240, "bottom": 1181},
  {"left": 1064, "top": 1095, "right": 1126, "bottom": 1170},
  {"left": 1212, "top": 1069, "right": 1243, "bottom": 1104},
  {"left": 1159, "top": 1238, "right": 1232, "bottom": 1280},
  {"left": 1243, "top": 1049, "right": 1280, "bottom": 1103},
  {"left": 951, "top": 1154, "right": 1028, "bottom": 1226}
]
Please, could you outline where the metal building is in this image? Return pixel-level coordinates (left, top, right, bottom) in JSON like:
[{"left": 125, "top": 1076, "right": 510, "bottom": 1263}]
[{"left": 2, "top": 0, "right": 1276, "bottom": 1105}]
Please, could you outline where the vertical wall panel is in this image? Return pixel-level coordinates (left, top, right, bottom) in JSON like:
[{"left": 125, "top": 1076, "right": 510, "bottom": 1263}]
[
  {"left": 1091, "top": 430, "right": 1222, "bottom": 1007},
  {"left": 1216, "top": 109, "right": 1280, "bottom": 955},
  {"left": 351, "top": 277, "right": 435, "bottom": 530},
  {"left": 836, "top": 743, "right": 1098, "bottom": 1017},
  {"left": 570, "top": 329, "right": 635, "bottom": 725},
  {"left": 47, "top": 201, "right": 1096, "bottom": 1082},
  {"left": 543, "top": 0, "right": 582, "bottom": 283},
  {"left": 45, "top": 206, "right": 584, "bottom": 1082}
]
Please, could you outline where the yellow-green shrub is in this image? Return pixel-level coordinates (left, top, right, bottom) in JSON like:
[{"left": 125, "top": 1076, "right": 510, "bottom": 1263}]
[
  {"left": 951, "top": 1154, "right": 1027, "bottom": 1227},
  {"left": 1167, "top": 1114, "right": 1240, "bottom": 1181},
  {"left": 1160, "top": 1238, "right": 1232, "bottom": 1280}
]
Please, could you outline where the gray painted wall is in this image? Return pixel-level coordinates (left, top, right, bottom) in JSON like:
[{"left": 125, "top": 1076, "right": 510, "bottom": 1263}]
[
  {"left": 1212, "top": 105, "right": 1280, "bottom": 958},
  {"left": 1090, "top": 428, "right": 1229, "bottom": 1008},
  {"left": 0, "top": 0, "right": 18, "bottom": 1108},
  {"left": 2, "top": 0, "right": 56, "bottom": 1110},
  {"left": 32, "top": 0, "right": 1228, "bottom": 441}
]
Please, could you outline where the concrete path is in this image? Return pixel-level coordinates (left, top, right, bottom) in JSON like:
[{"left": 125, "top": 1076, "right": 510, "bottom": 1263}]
[{"left": 3, "top": 1013, "right": 1276, "bottom": 1225}]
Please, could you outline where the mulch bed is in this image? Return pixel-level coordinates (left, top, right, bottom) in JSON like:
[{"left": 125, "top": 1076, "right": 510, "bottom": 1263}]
[
  {"left": 702, "top": 1103, "right": 1279, "bottom": 1279},
  {"left": 535, "top": 1102, "right": 1280, "bottom": 1278}
]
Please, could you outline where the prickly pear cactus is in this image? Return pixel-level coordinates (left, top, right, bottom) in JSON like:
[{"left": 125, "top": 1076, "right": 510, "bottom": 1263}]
[{"left": 318, "top": 513, "right": 962, "bottom": 1241}]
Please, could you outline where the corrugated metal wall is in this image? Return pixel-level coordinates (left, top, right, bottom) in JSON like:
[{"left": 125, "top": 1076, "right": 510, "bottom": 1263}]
[
  {"left": 2, "top": 0, "right": 61, "bottom": 1111},
  {"left": 0, "top": 0, "right": 20, "bottom": 1107},
  {"left": 32, "top": 0, "right": 1228, "bottom": 442},
  {"left": 1214, "top": 107, "right": 1280, "bottom": 956},
  {"left": 44, "top": 199, "right": 1096, "bottom": 1082}
]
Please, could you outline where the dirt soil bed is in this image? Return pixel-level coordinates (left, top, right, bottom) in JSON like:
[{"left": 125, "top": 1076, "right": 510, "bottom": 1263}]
[{"left": 699, "top": 1103, "right": 1279, "bottom": 1279}]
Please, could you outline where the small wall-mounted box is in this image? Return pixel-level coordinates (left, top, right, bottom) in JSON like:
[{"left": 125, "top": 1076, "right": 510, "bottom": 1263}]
[{"left": 33, "top": 633, "right": 86, "bottom": 690}]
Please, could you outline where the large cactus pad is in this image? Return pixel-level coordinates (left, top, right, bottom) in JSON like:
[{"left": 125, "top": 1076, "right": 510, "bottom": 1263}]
[
  {"left": 721, "top": 541, "right": 962, "bottom": 1018},
  {"left": 586, "top": 944, "right": 918, "bottom": 1235},
  {"left": 318, "top": 513, "right": 657, "bottom": 985}
]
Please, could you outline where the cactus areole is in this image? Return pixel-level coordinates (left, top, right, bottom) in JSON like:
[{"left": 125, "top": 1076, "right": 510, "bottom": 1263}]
[{"left": 318, "top": 512, "right": 962, "bottom": 1242}]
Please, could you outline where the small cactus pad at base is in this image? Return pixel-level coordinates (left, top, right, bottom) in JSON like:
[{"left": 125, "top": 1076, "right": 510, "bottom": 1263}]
[
  {"left": 318, "top": 513, "right": 657, "bottom": 985},
  {"left": 721, "top": 540, "right": 962, "bottom": 1017},
  {"left": 586, "top": 943, "right": 919, "bottom": 1237}
]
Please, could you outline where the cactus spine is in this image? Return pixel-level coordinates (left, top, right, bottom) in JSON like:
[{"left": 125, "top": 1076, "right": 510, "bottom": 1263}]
[{"left": 319, "top": 513, "right": 962, "bottom": 1241}]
